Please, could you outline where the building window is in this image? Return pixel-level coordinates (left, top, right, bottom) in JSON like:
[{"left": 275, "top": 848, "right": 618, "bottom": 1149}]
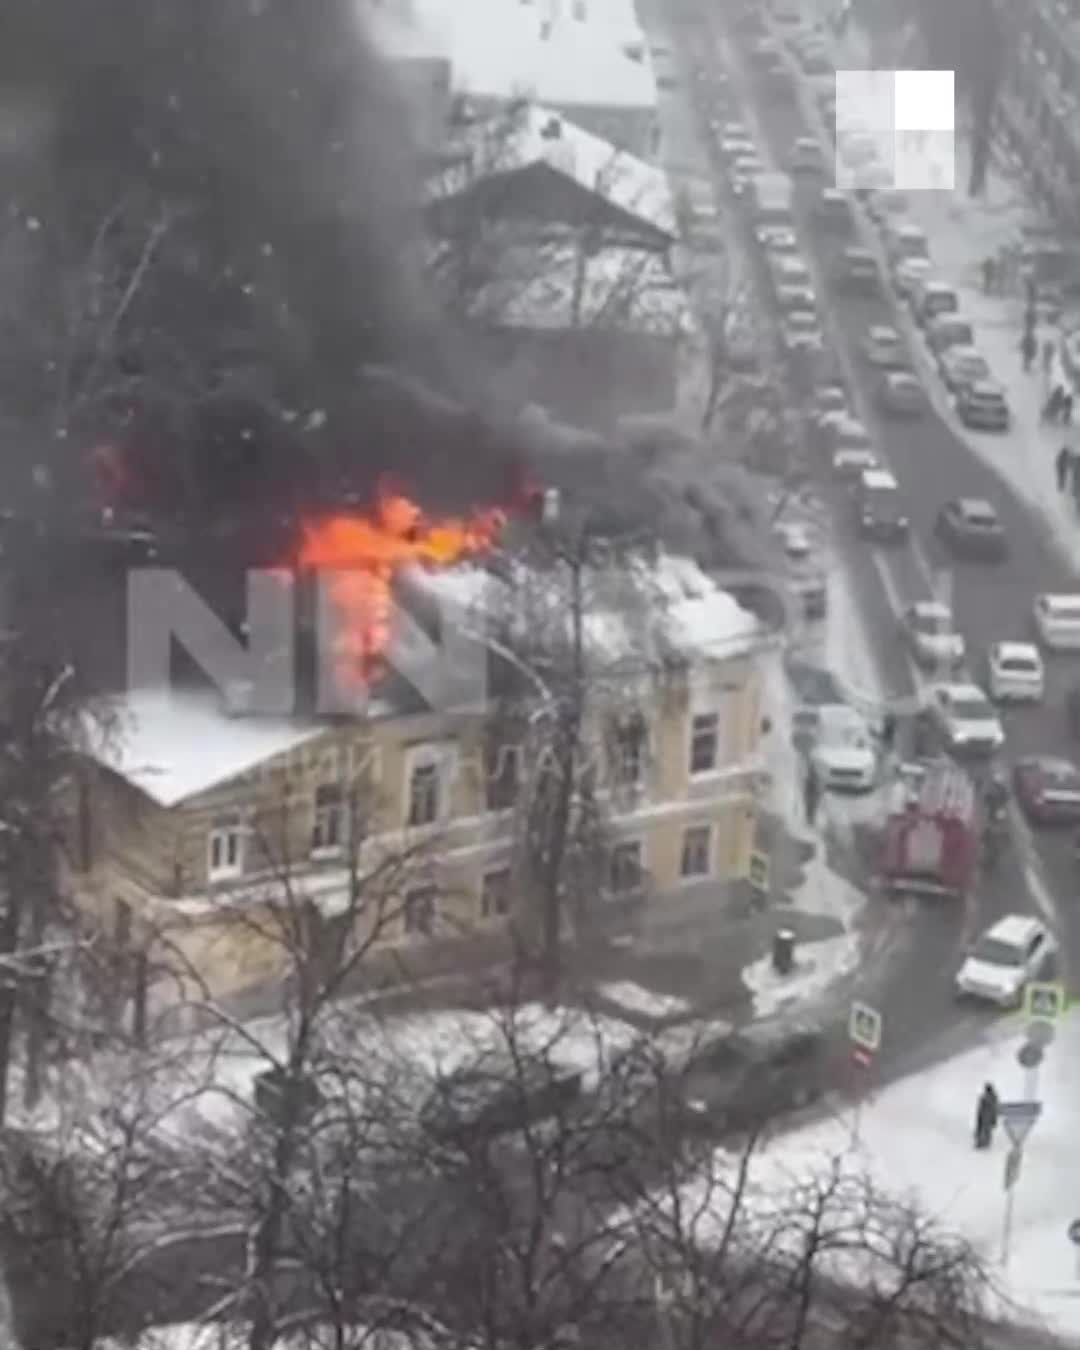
[
  {"left": 609, "top": 841, "right": 643, "bottom": 893},
  {"left": 404, "top": 885, "right": 437, "bottom": 936},
  {"left": 208, "top": 814, "right": 245, "bottom": 881},
  {"left": 312, "top": 783, "right": 345, "bottom": 853},
  {"left": 408, "top": 761, "right": 441, "bottom": 827},
  {"left": 680, "top": 825, "right": 712, "bottom": 878},
  {"left": 610, "top": 713, "right": 646, "bottom": 788},
  {"left": 485, "top": 742, "right": 520, "bottom": 811},
  {"left": 481, "top": 867, "right": 512, "bottom": 918},
  {"left": 690, "top": 712, "right": 720, "bottom": 775}
]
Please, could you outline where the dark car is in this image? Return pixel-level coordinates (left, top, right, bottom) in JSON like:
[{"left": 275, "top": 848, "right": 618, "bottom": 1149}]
[
  {"left": 877, "top": 371, "right": 927, "bottom": 418},
  {"left": 833, "top": 246, "right": 881, "bottom": 294},
  {"left": 421, "top": 1055, "right": 583, "bottom": 1145},
  {"left": 784, "top": 655, "right": 845, "bottom": 707},
  {"left": 934, "top": 498, "right": 1008, "bottom": 561},
  {"left": 956, "top": 379, "right": 1011, "bottom": 431},
  {"left": 677, "top": 1021, "right": 827, "bottom": 1135},
  {"left": 1013, "top": 756, "right": 1080, "bottom": 825},
  {"left": 816, "top": 189, "right": 853, "bottom": 232}
]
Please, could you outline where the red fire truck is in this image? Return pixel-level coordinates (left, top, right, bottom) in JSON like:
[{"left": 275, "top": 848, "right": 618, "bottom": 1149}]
[{"left": 879, "top": 760, "right": 978, "bottom": 900}]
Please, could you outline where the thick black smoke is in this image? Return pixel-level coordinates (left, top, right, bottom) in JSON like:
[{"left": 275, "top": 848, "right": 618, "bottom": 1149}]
[{"left": 0, "top": 0, "right": 520, "bottom": 517}]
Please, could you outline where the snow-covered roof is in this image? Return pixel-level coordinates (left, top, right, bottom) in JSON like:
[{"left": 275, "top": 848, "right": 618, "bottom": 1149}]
[
  {"left": 409, "top": 552, "right": 761, "bottom": 670},
  {"left": 366, "top": 0, "right": 657, "bottom": 110},
  {"left": 435, "top": 104, "right": 674, "bottom": 235},
  {"left": 82, "top": 690, "right": 329, "bottom": 808}
]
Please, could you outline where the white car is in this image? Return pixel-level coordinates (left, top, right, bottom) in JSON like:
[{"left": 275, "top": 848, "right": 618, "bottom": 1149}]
[
  {"left": 900, "top": 601, "right": 966, "bottom": 671},
  {"left": 809, "top": 704, "right": 878, "bottom": 792},
  {"left": 757, "top": 225, "right": 800, "bottom": 254},
  {"left": 862, "top": 325, "right": 908, "bottom": 369},
  {"left": 893, "top": 255, "right": 932, "bottom": 299},
  {"left": 925, "top": 681, "right": 1004, "bottom": 756},
  {"left": 832, "top": 445, "right": 878, "bottom": 477},
  {"left": 987, "top": 641, "right": 1044, "bottom": 703},
  {"left": 781, "top": 311, "right": 824, "bottom": 351},
  {"left": 955, "top": 915, "right": 1056, "bottom": 1007},
  {"left": 1033, "top": 593, "right": 1080, "bottom": 650},
  {"left": 774, "top": 521, "right": 814, "bottom": 558}
]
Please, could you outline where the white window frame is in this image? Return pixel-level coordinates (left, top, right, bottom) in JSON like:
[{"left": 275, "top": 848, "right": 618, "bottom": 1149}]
[
  {"left": 485, "top": 742, "right": 522, "bottom": 812},
  {"left": 480, "top": 866, "right": 513, "bottom": 919},
  {"left": 311, "top": 782, "right": 346, "bottom": 857},
  {"left": 680, "top": 824, "right": 713, "bottom": 879},
  {"left": 611, "top": 715, "right": 647, "bottom": 789},
  {"left": 689, "top": 711, "right": 720, "bottom": 777},
  {"left": 608, "top": 839, "right": 644, "bottom": 894},
  {"left": 208, "top": 814, "right": 246, "bottom": 882},
  {"left": 403, "top": 884, "right": 438, "bottom": 937},
  {"left": 404, "top": 744, "right": 457, "bottom": 829}
]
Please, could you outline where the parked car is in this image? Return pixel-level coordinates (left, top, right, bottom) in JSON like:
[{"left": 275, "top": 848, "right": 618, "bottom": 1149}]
[
  {"left": 834, "top": 246, "right": 881, "bottom": 293},
  {"left": 1013, "top": 756, "right": 1080, "bottom": 824},
  {"left": 877, "top": 370, "right": 927, "bottom": 417},
  {"left": 757, "top": 225, "right": 800, "bottom": 254},
  {"left": 832, "top": 444, "right": 878, "bottom": 477},
  {"left": 900, "top": 600, "right": 966, "bottom": 671},
  {"left": 923, "top": 681, "right": 1005, "bottom": 757},
  {"left": 955, "top": 915, "right": 1056, "bottom": 1007},
  {"left": 809, "top": 704, "right": 878, "bottom": 791},
  {"left": 798, "top": 43, "right": 833, "bottom": 75},
  {"left": 926, "top": 314, "right": 975, "bottom": 355},
  {"left": 816, "top": 410, "right": 872, "bottom": 455},
  {"left": 720, "top": 136, "right": 757, "bottom": 160},
  {"left": 789, "top": 136, "right": 826, "bottom": 174},
  {"left": 811, "top": 381, "right": 849, "bottom": 419},
  {"left": 674, "top": 1020, "right": 827, "bottom": 1135},
  {"left": 865, "top": 187, "right": 908, "bottom": 226},
  {"left": 855, "top": 467, "right": 909, "bottom": 542},
  {"left": 987, "top": 641, "right": 1044, "bottom": 702},
  {"left": 939, "top": 345, "right": 991, "bottom": 396},
  {"left": 862, "top": 325, "right": 910, "bottom": 369},
  {"left": 1033, "top": 593, "right": 1080, "bottom": 650},
  {"left": 421, "top": 1055, "right": 583, "bottom": 1145},
  {"left": 913, "top": 278, "right": 959, "bottom": 325},
  {"left": 730, "top": 155, "right": 766, "bottom": 194},
  {"left": 815, "top": 188, "right": 853, "bottom": 231},
  {"left": 934, "top": 498, "right": 1008, "bottom": 561},
  {"left": 957, "top": 380, "right": 1010, "bottom": 431},
  {"left": 773, "top": 520, "right": 814, "bottom": 558},
  {"left": 893, "top": 255, "right": 933, "bottom": 299},
  {"left": 884, "top": 220, "right": 930, "bottom": 265},
  {"left": 781, "top": 310, "right": 824, "bottom": 352}
]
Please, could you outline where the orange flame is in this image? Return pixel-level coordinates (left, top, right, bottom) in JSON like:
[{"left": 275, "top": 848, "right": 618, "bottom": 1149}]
[{"left": 294, "top": 486, "right": 507, "bottom": 688}]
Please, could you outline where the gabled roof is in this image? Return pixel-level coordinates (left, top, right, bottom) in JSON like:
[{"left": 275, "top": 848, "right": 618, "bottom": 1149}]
[{"left": 433, "top": 104, "right": 675, "bottom": 238}]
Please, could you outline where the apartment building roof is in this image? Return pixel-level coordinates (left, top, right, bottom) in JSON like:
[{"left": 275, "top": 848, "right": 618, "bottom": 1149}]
[
  {"left": 434, "top": 104, "right": 675, "bottom": 237},
  {"left": 83, "top": 690, "right": 330, "bottom": 808}
]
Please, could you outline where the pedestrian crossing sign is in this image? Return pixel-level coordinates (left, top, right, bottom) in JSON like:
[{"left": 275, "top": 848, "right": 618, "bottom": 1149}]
[
  {"left": 849, "top": 1001, "right": 882, "bottom": 1052},
  {"left": 749, "top": 852, "right": 770, "bottom": 894},
  {"left": 1024, "top": 982, "right": 1066, "bottom": 1024}
]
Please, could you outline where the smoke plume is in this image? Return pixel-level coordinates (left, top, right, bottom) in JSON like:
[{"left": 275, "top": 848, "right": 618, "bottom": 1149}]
[{"left": 0, "top": 0, "right": 519, "bottom": 515}]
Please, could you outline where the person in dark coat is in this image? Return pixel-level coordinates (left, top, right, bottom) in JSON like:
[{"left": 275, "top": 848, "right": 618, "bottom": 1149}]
[
  {"left": 1057, "top": 444, "right": 1072, "bottom": 492},
  {"left": 1045, "top": 385, "right": 1065, "bottom": 423},
  {"left": 803, "top": 765, "right": 821, "bottom": 826},
  {"left": 975, "top": 1082, "right": 999, "bottom": 1149},
  {"left": 1065, "top": 392, "right": 1074, "bottom": 427},
  {"left": 1021, "top": 329, "right": 1037, "bottom": 372},
  {"left": 982, "top": 257, "right": 994, "bottom": 293}
]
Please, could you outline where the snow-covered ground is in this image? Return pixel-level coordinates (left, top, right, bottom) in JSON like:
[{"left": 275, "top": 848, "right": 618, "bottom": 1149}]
[
  {"left": 662, "top": 1010, "right": 1080, "bottom": 1338},
  {"left": 597, "top": 981, "right": 693, "bottom": 1020},
  {"left": 742, "top": 931, "right": 861, "bottom": 1018}
]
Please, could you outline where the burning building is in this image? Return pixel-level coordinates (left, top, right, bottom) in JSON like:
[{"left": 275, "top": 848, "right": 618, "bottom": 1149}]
[{"left": 64, "top": 530, "right": 771, "bottom": 1016}]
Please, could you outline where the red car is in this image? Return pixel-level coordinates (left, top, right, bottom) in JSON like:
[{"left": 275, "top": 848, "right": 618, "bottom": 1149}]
[{"left": 1013, "top": 756, "right": 1080, "bottom": 825}]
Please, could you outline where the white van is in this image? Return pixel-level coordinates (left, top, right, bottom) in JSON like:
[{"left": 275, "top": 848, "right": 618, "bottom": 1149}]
[
  {"left": 886, "top": 221, "right": 930, "bottom": 264},
  {"left": 1033, "top": 593, "right": 1080, "bottom": 649},
  {"left": 914, "top": 278, "right": 959, "bottom": 325}
]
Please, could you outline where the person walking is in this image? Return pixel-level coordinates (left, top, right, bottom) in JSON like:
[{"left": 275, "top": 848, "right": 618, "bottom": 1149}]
[
  {"left": 1045, "top": 384, "right": 1065, "bottom": 423},
  {"left": 1065, "top": 391, "right": 1075, "bottom": 427},
  {"left": 1021, "top": 328, "right": 1037, "bottom": 372},
  {"left": 1043, "top": 335, "right": 1056, "bottom": 384},
  {"left": 803, "top": 764, "right": 821, "bottom": 827},
  {"left": 981, "top": 256, "right": 994, "bottom": 293},
  {"left": 1057, "top": 444, "right": 1071, "bottom": 492},
  {"left": 974, "top": 1082, "right": 999, "bottom": 1149}
]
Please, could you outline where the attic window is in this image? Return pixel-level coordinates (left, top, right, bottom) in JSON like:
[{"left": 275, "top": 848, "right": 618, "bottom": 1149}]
[{"left": 541, "top": 116, "right": 562, "bottom": 140}]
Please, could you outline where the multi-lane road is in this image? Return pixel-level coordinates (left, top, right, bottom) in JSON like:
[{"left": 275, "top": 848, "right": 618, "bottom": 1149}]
[{"left": 654, "top": 0, "right": 1080, "bottom": 1082}]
